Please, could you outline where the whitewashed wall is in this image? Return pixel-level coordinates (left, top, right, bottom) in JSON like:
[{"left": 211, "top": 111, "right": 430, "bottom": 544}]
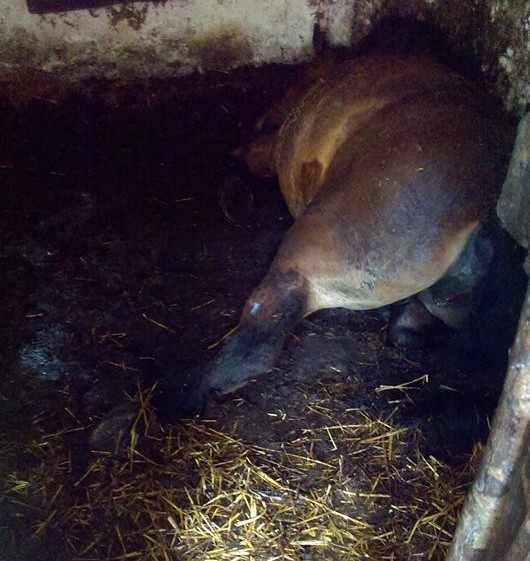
[{"left": 0, "top": 0, "right": 358, "bottom": 80}]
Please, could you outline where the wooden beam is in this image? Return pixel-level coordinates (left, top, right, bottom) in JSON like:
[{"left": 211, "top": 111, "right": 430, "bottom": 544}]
[{"left": 447, "top": 281, "right": 530, "bottom": 561}]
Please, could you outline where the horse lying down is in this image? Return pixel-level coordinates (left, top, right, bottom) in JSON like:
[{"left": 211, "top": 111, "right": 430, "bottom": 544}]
[{"left": 159, "top": 53, "right": 515, "bottom": 418}]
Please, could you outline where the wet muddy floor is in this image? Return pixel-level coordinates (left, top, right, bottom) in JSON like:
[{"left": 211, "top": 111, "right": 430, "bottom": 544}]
[{"left": 0, "top": 66, "right": 520, "bottom": 560}]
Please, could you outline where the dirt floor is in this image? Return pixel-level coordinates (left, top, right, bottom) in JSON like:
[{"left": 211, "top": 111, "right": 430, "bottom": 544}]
[{"left": 0, "top": 65, "right": 523, "bottom": 561}]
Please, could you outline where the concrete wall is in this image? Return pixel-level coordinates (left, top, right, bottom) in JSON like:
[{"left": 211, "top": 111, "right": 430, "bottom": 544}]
[{"left": 0, "top": 0, "right": 529, "bottom": 113}]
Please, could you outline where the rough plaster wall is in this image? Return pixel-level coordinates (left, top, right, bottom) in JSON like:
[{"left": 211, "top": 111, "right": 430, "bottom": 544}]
[
  {"left": 345, "top": 0, "right": 530, "bottom": 114},
  {"left": 0, "top": 0, "right": 318, "bottom": 81},
  {"left": 0, "top": 0, "right": 529, "bottom": 112}
]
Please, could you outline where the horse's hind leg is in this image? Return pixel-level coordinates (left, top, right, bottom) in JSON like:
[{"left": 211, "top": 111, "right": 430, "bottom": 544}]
[
  {"left": 446, "top": 222, "right": 526, "bottom": 371},
  {"left": 389, "top": 297, "right": 445, "bottom": 348},
  {"left": 389, "top": 224, "right": 495, "bottom": 348},
  {"left": 418, "top": 225, "right": 495, "bottom": 329}
]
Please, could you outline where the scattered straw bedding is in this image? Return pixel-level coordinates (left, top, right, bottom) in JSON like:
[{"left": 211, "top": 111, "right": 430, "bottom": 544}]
[{"left": 4, "top": 383, "right": 479, "bottom": 561}]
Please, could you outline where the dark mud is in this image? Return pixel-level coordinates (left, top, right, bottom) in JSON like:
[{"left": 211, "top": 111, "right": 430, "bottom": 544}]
[{"left": 0, "top": 65, "right": 522, "bottom": 560}]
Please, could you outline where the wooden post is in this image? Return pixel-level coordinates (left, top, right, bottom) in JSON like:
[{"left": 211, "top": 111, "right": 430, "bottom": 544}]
[{"left": 446, "top": 282, "right": 530, "bottom": 561}]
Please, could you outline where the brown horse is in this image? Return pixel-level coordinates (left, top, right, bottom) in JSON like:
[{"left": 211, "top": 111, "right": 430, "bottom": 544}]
[{"left": 165, "top": 54, "right": 513, "bottom": 416}]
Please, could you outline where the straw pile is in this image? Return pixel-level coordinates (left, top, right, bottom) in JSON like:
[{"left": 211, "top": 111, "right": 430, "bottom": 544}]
[{"left": 4, "top": 384, "right": 479, "bottom": 561}]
